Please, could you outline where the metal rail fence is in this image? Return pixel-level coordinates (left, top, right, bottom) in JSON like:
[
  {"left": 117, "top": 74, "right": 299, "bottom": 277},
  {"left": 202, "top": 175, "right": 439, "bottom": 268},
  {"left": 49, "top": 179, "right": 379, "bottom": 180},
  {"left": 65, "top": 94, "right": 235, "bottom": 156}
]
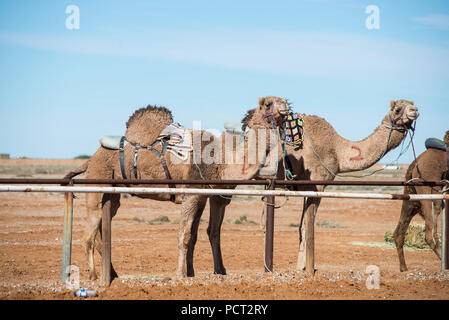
[{"left": 0, "top": 178, "right": 447, "bottom": 287}]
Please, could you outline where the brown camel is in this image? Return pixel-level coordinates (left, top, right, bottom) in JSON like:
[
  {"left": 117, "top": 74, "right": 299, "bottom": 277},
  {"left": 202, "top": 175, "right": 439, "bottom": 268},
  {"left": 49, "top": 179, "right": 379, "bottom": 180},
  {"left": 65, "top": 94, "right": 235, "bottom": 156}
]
[
  {"left": 64, "top": 96, "right": 290, "bottom": 280},
  {"left": 393, "top": 130, "right": 449, "bottom": 272},
  {"left": 254, "top": 99, "right": 419, "bottom": 273}
]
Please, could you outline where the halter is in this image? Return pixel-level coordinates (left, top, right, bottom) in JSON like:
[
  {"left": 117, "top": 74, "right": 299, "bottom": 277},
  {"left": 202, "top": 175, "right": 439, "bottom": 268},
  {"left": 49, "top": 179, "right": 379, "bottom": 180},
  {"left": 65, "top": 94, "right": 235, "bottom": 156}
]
[
  {"left": 262, "top": 103, "right": 276, "bottom": 125},
  {"left": 388, "top": 106, "right": 416, "bottom": 132}
]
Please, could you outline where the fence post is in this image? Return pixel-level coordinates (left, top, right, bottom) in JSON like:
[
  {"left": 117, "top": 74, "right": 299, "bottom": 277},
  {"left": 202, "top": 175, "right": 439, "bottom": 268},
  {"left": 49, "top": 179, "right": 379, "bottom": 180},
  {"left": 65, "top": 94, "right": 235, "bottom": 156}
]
[
  {"left": 61, "top": 192, "right": 73, "bottom": 282},
  {"left": 101, "top": 194, "right": 112, "bottom": 287},
  {"left": 264, "top": 181, "right": 275, "bottom": 272},
  {"left": 443, "top": 198, "right": 449, "bottom": 270},
  {"left": 305, "top": 200, "right": 317, "bottom": 275}
]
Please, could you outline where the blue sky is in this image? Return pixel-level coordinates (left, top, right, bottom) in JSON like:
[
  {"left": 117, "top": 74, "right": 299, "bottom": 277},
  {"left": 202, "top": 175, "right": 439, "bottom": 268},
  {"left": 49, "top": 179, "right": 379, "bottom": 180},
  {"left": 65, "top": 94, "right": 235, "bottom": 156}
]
[{"left": 0, "top": 0, "right": 448, "bottom": 164}]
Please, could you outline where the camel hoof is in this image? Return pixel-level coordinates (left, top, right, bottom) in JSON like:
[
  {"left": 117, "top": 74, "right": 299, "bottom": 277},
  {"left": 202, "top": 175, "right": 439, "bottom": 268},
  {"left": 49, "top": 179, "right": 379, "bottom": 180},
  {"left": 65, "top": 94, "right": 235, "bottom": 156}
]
[
  {"left": 176, "top": 273, "right": 187, "bottom": 280},
  {"left": 214, "top": 269, "right": 226, "bottom": 275}
]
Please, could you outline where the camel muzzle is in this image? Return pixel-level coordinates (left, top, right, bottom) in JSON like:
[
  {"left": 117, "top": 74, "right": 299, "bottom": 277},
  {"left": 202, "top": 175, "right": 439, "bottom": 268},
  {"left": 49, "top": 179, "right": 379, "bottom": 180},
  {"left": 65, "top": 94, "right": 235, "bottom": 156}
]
[{"left": 407, "top": 110, "right": 419, "bottom": 121}]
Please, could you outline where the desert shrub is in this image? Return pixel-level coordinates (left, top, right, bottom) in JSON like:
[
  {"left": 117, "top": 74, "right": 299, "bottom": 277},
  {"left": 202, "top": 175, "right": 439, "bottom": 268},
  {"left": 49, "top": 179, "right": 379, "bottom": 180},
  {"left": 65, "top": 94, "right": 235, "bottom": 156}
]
[
  {"left": 289, "top": 220, "right": 341, "bottom": 228},
  {"left": 316, "top": 220, "right": 341, "bottom": 228},
  {"left": 133, "top": 215, "right": 170, "bottom": 225},
  {"left": 384, "top": 223, "right": 441, "bottom": 249},
  {"left": 227, "top": 215, "right": 257, "bottom": 225},
  {"left": 74, "top": 155, "right": 91, "bottom": 159}
]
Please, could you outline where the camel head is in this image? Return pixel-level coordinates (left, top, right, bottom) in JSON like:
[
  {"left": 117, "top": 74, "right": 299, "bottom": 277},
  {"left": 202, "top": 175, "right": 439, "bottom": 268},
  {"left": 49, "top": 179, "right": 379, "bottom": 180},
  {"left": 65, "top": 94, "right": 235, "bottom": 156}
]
[
  {"left": 388, "top": 99, "right": 419, "bottom": 131},
  {"left": 257, "top": 96, "right": 291, "bottom": 127}
]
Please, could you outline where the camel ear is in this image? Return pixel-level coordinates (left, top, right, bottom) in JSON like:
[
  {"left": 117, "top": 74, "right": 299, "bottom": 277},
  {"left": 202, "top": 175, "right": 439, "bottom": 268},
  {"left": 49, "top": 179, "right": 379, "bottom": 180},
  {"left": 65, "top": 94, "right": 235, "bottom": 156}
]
[
  {"left": 410, "top": 100, "right": 414, "bottom": 105},
  {"left": 258, "top": 97, "right": 265, "bottom": 107},
  {"left": 390, "top": 100, "right": 396, "bottom": 109}
]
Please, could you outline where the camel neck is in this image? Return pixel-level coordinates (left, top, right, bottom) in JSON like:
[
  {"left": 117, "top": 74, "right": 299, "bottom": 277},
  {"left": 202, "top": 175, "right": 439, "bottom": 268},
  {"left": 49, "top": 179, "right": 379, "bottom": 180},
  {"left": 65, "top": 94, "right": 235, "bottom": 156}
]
[
  {"left": 335, "top": 118, "right": 407, "bottom": 173},
  {"left": 219, "top": 111, "right": 279, "bottom": 180}
]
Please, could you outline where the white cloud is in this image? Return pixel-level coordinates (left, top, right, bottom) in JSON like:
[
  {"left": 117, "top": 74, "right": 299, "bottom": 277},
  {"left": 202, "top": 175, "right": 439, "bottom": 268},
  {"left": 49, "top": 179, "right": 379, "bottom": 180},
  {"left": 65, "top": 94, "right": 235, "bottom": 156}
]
[
  {"left": 1, "top": 28, "right": 449, "bottom": 79},
  {"left": 412, "top": 14, "right": 449, "bottom": 30}
]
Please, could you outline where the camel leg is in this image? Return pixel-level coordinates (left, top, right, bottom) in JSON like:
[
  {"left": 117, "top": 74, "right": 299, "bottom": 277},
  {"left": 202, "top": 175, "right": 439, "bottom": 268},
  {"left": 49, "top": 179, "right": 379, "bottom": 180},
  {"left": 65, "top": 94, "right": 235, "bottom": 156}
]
[
  {"left": 422, "top": 200, "right": 442, "bottom": 260},
  {"left": 177, "top": 195, "right": 207, "bottom": 278},
  {"left": 393, "top": 199, "right": 419, "bottom": 272},
  {"left": 297, "top": 197, "right": 321, "bottom": 274},
  {"left": 84, "top": 192, "right": 103, "bottom": 280},
  {"left": 207, "top": 196, "right": 231, "bottom": 275}
]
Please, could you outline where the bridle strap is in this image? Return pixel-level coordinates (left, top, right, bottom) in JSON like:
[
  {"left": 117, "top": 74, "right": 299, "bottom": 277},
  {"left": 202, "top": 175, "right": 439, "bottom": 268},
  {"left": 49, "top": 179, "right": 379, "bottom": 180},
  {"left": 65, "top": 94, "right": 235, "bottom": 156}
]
[
  {"left": 388, "top": 106, "right": 407, "bottom": 131},
  {"left": 262, "top": 104, "right": 276, "bottom": 125}
]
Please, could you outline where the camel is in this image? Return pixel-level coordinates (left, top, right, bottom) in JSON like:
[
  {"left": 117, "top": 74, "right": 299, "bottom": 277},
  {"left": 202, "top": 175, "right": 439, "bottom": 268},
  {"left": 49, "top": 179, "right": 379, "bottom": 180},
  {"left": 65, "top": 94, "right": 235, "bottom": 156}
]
[
  {"left": 393, "top": 130, "right": 449, "bottom": 272},
  {"left": 201, "top": 99, "right": 420, "bottom": 275},
  {"left": 252, "top": 99, "right": 419, "bottom": 273},
  {"left": 64, "top": 96, "right": 290, "bottom": 280}
]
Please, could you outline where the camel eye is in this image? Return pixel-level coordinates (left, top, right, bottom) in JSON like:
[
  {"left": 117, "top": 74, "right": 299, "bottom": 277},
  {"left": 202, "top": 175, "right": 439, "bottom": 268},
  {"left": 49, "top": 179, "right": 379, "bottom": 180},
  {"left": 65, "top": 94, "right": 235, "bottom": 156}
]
[
  {"left": 394, "top": 107, "right": 401, "bottom": 114},
  {"left": 265, "top": 102, "right": 273, "bottom": 109}
]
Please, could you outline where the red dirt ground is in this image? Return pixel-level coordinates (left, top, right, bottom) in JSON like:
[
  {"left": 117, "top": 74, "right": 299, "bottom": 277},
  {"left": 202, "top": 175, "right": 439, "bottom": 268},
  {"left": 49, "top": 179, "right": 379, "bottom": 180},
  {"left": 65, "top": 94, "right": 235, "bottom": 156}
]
[{"left": 0, "top": 173, "right": 448, "bottom": 300}]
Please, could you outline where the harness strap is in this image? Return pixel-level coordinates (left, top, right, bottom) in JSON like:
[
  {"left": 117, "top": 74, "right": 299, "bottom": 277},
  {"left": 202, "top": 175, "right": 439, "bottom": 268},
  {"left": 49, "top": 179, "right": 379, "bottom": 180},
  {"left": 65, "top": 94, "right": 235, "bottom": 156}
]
[
  {"left": 132, "top": 137, "right": 176, "bottom": 201},
  {"left": 282, "top": 143, "right": 296, "bottom": 180},
  {"left": 262, "top": 104, "right": 276, "bottom": 125},
  {"left": 119, "top": 136, "right": 128, "bottom": 180}
]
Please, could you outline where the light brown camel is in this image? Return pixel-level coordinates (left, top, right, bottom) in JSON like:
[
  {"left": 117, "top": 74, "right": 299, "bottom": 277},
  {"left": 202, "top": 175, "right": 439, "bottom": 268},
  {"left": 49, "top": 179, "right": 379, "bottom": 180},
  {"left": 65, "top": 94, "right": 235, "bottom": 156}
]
[
  {"left": 393, "top": 130, "right": 448, "bottom": 272},
  {"left": 254, "top": 99, "right": 419, "bottom": 273},
  {"left": 64, "top": 96, "right": 289, "bottom": 280}
]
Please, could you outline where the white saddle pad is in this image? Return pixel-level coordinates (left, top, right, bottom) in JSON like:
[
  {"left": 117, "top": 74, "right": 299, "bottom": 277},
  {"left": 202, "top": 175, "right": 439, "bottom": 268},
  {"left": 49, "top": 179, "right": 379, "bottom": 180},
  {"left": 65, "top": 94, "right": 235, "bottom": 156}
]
[
  {"left": 158, "top": 123, "right": 192, "bottom": 161},
  {"left": 99, "top": 136, "right": 127, "bottom": 150}
]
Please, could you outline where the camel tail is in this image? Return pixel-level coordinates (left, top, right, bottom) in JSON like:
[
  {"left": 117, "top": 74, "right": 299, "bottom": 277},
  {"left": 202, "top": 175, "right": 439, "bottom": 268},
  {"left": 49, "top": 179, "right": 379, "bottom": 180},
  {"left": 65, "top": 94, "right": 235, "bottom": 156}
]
[{"left": 64, "top": 160, "right": 89, "bottom": 179}]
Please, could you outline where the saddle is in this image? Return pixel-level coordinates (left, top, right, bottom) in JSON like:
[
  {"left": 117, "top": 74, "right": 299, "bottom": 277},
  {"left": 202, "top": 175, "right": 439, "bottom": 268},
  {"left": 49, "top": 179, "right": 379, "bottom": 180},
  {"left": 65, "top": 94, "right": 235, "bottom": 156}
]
[
  {"left": 425, "top": 137, "right": 449, "bottom": 181},
  {"left": 99, "top": 123, "right": 192, "bottom": 200},
  {"left": 425, "top": 137, "right": 447, "bottom": 152}
]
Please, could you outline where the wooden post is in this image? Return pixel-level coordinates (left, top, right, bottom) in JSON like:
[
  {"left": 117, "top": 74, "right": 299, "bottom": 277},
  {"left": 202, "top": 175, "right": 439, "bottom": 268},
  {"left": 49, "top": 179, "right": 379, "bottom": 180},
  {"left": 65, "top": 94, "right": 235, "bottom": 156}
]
[
  {"left": 264, "top": 181, "right": 275, "bottom": 272},
  {"left": 443, "top": 198, "right": 449, "bottom": 270},
  {"left": 61, "top": 192, "right": 73, "bottom": 282},
  {"left": 305, "top": 200, "right": 316, "bottom": 274},
  {"left": 101, "top": 194, "right": 112, "bottom": 287}
]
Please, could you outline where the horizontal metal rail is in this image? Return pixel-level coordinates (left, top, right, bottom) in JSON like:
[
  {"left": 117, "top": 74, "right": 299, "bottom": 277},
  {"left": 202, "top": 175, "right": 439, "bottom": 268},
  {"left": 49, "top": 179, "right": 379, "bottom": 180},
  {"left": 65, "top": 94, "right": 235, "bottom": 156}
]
[
  {"left": 0, "top": 178, "right": 447, "bottom": 187},
  {"left": 0, "top": 185, "right": 447, "bottom": 201}
]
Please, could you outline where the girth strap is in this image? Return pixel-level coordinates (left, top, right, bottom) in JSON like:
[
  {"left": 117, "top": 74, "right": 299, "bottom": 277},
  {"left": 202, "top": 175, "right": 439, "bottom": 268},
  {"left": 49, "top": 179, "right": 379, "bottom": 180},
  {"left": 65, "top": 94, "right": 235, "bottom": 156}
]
[
  {"left": 119, "top": 136, "right": 175, "bottom": 201},
  {"left": 119, "top": 136, "right": 128, "bottom": 180}
]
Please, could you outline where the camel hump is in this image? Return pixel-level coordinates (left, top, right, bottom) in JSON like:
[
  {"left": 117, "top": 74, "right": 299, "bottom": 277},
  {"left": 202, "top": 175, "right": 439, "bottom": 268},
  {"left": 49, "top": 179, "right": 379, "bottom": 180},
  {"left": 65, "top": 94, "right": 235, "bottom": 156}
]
[
  {"left": 425, "top": 137, "right": 447, "bottom": 151},
  {"left": 125, "top": 104, "right": 174, "bottom": 146}
]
